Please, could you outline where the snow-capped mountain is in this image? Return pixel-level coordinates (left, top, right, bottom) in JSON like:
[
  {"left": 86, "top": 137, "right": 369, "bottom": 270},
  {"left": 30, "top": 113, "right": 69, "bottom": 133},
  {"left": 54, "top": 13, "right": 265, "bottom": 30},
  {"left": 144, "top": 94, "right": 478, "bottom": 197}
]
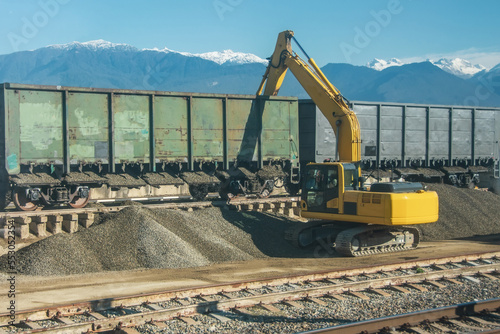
[
  {"left": 366, "top": 58, "right": 404, "bottom": 71},
  {"left": 194, "top": 50, "right": 268, "bottom": 65},
  {"left": 368, "top": 57, "right": 487, "bottom": 79},
  {"left": 0, "top": 40, "right": 499, "bottom": 107},
  {"left": 152, "top": 48, "right": 269, "bottom": 65},
  {"left": 43, "top": 40, "right": 492, "bottom": 76},
  {"left": 49, "top": 40, "right": 268, "bottom": 65},
  {"left": 48, "top": 40, "right": 138, "bottom": 52},
  {"left": 432, "top": 58, "right": 486, "bottom": 78}
]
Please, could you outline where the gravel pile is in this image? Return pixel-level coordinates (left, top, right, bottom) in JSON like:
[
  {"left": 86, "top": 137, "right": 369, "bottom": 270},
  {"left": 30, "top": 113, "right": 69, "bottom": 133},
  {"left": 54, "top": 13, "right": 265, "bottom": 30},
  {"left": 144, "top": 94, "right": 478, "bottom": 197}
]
[
  {"left": 0, "top": 183, "right": 498, "bottom": 276},
  {"left": 0, "top": 206, "right": 308, "bottom": 276},
  {"left": 0, "top": 207, "right": 212, "bottom": 275},
  {"left": 420, "top": 183, "right": 500, "bottom": 241}
]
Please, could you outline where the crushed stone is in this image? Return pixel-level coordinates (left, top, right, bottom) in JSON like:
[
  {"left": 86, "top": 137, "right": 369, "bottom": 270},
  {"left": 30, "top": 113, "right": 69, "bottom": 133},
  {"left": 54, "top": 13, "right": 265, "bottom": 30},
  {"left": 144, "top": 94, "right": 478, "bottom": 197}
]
[
  {"left": 0, "top": 184, "right": 499, "bottom": 276},
  {"left": 0, "top": 206, "right": 307, "bottom": 276},
  {"left": 419, "top": 183, "right": 500, "bottom": 241}
]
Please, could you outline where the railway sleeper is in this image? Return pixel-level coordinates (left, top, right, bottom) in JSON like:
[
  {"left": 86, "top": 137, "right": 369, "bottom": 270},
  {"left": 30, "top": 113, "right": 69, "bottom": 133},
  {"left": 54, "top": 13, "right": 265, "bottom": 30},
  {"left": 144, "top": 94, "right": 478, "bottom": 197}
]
[
  {"left": 0, "top": 212, "right": 95, "bottom": 240},
  {"left": 0, "top": 196, "right": 297, "bottom": 240}
]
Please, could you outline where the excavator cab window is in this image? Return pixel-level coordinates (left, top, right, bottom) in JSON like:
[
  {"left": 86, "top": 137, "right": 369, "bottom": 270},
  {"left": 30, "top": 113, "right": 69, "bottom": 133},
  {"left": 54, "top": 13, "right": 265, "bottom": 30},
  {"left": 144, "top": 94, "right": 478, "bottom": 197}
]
[
  {"left": 302, "top": 165, "right": 339, "bottom": 212},
  {"left": 342, "top": 163, "right": 359, "bottom": 190},
  {"left": 326, "top": 168, "right": 338, "bottom": 189}
]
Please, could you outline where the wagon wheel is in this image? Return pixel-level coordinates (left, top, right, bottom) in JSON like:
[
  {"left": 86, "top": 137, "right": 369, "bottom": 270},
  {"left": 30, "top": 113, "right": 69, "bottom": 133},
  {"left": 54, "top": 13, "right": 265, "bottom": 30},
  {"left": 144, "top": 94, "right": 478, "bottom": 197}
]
[
  {"left": 189, "top": 184, "right": 209, "bottom": 201},
  {"left": 68, "top": 194, "right": 90, "bottom": 208},
  {"left": 12, "top": 187, "right": 39, "bottom": 211},
  {"left": 273, "top": 177, "right": 285, "bottom": 188}
]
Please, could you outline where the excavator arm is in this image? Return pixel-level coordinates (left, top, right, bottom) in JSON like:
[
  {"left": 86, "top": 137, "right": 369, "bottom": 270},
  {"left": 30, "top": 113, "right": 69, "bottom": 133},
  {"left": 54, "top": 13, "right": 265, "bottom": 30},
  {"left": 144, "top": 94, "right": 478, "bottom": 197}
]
[{"left": 257, "top": 30, "right": 361, "bottom": 163}]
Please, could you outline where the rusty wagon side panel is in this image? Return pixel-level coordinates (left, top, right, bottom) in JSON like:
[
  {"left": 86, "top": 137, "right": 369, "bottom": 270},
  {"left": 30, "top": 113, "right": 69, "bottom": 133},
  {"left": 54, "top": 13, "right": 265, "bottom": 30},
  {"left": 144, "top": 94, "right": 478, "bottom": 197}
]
[{"left": 0, "top": 83, "right": 299, "bottom": 207}]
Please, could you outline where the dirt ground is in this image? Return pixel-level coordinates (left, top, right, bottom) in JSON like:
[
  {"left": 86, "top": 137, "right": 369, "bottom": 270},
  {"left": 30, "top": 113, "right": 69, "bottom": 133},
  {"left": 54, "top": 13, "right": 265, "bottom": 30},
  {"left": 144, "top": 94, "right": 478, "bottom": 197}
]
[{"left": 1, "top": 235, "right": 499, "bottom": 312}]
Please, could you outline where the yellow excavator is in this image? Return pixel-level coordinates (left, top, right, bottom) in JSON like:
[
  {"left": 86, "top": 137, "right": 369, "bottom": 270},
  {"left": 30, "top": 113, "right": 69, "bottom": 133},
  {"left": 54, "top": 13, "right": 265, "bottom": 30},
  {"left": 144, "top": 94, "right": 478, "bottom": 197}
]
[{"left": 257, "top": 31, "right": 439, "bottom": 256}]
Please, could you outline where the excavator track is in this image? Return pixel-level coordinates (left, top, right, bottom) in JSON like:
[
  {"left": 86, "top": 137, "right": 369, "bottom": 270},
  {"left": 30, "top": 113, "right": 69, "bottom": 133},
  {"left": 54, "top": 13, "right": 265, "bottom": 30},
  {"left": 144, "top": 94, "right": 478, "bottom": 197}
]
[
  {"left": 285, "top": 220, "right": 344, "bottom": 248},
  {"left": 335, "top": 225, "right": 421, "bottom": 257},
  {"left": 286, "top": 222, "right": 422, "bottom": 257}
]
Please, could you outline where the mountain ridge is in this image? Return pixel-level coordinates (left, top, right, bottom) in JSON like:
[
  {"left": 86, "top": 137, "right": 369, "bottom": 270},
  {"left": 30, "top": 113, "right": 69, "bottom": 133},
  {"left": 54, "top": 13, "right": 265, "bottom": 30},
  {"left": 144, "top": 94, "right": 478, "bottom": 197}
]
[
  {"left": 1, "top": 41, "right": 499, "bottom": 107},
  {"left": 367, "top": 57, "right": 489, "bottom": 79}
]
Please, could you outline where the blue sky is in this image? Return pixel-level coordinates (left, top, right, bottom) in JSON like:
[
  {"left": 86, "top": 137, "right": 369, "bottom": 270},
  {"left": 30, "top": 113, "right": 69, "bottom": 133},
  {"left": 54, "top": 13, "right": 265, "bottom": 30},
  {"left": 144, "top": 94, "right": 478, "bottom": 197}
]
[{"left": 1, "top": 0, "right": 500, "bottom": 68}]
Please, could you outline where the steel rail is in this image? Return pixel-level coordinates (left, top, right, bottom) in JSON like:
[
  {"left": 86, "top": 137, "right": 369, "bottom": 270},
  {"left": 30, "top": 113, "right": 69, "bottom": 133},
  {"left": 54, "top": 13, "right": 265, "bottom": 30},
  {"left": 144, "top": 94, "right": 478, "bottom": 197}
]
[{"left": 299, "top": 298, "right": 500, "bottom": 334}]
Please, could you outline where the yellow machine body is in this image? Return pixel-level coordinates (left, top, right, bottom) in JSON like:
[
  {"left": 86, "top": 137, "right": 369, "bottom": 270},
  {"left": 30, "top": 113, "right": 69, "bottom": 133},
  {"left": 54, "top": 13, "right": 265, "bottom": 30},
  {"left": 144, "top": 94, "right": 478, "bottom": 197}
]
[{"left": 298, "top": 162, "right": 438, "bottom": 225}]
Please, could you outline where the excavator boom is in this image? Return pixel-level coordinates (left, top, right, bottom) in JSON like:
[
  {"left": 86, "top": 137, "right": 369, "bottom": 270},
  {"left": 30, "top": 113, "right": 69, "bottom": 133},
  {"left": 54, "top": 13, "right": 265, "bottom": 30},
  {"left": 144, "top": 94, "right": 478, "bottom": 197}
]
[{"left": 257, "top": 30, "right": 361, "bottom": 163}]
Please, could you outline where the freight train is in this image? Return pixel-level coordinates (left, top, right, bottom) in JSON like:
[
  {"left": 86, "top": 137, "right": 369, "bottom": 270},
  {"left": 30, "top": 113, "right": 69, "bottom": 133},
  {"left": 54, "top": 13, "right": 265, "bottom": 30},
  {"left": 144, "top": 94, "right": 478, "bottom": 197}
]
[
  {"left": 0, "top": 83, "right": 300, "bottom": 210},
  {"left": 1, "top": 83, "right": 499, "bottom": 211},
  {"left": 299, "top": 100, "right": 500, "bottom": 189}
]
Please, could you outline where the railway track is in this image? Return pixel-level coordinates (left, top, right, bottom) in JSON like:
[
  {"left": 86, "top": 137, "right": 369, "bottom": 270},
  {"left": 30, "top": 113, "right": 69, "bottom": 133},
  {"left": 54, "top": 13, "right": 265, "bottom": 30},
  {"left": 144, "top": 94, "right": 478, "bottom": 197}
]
[
  {"left": 0, "top": 196, "right": 300, "bottom": 241},
  {"left": 303, "top": 298, "right": 500, "bottom": 333},
  {"left": 1, "top": 253, "right": 499, "bottom": 333}
]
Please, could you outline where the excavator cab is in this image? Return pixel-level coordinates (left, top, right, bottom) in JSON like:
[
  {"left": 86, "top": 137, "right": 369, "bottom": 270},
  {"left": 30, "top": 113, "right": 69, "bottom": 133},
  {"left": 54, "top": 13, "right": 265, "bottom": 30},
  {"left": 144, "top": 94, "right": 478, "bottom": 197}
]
[
  {"left": 303, "top": 164, "right": 341, "bottom": 213},
  {"left": 302, "top": 162, "right": 362, "bottom": 214}
]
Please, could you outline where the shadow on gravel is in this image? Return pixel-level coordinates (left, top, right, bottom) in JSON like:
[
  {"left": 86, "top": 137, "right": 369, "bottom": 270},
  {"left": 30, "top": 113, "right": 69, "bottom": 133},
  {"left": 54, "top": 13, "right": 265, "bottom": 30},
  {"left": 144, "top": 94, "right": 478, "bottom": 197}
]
[
  {"left": 187, "top": 305, "right": 352, "bottom": 332},
  {"left": 453, "top": 233, "right": 500, "bottom": 245},
  {"left": 220, "top": 209, "right": 318, "bottom": 259}
]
